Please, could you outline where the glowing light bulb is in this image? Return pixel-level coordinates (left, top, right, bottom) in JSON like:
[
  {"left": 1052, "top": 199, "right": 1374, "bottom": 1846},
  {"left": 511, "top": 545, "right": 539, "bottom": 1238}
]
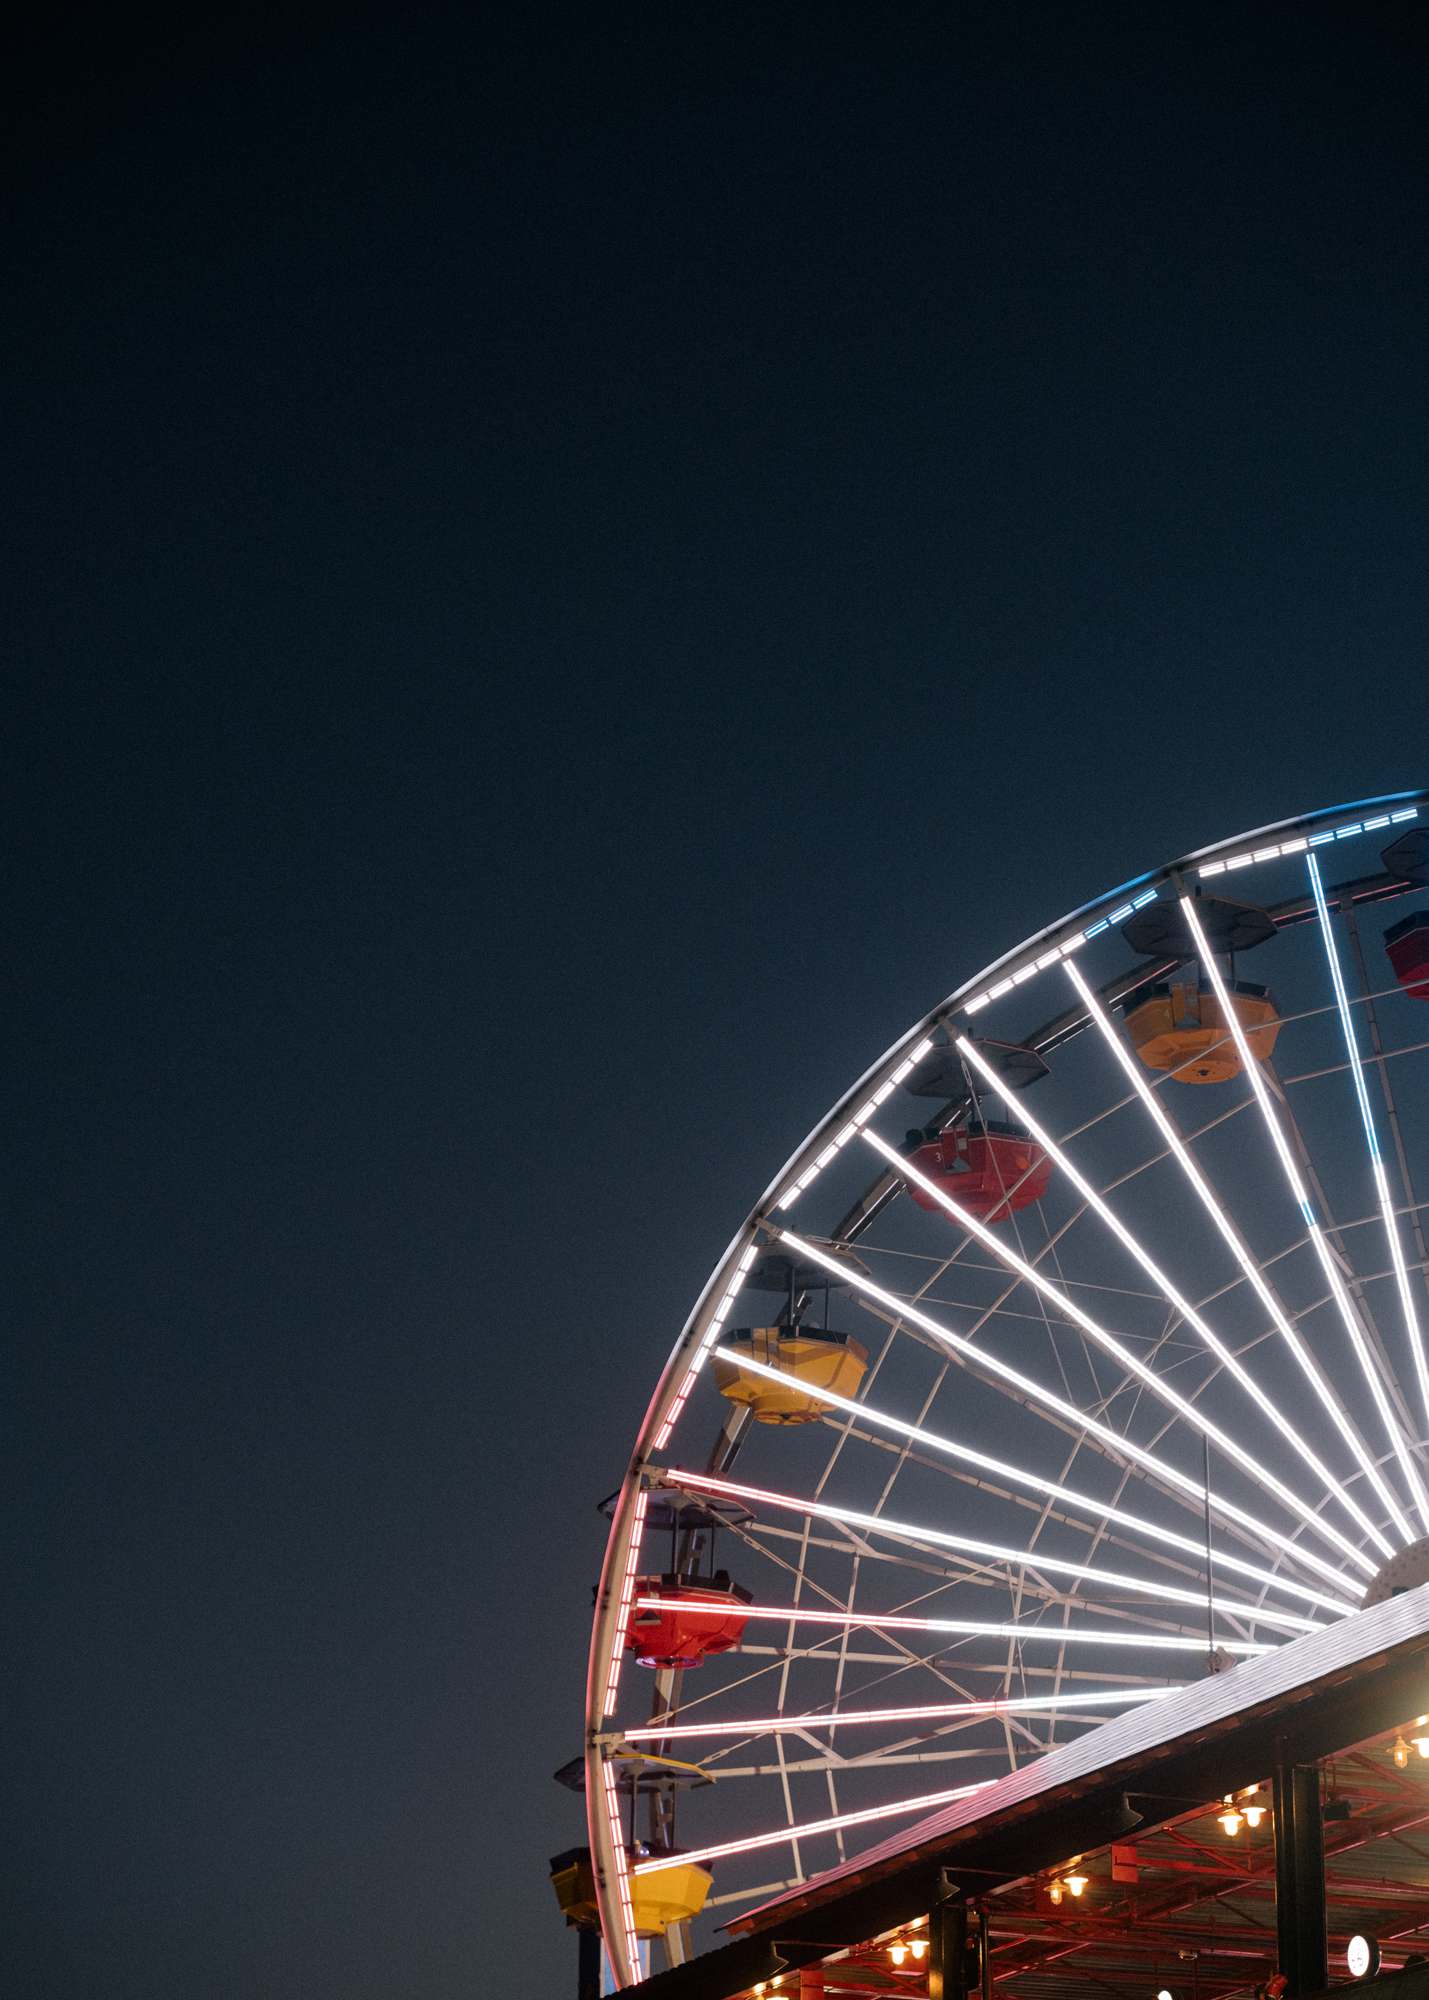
[
  {"left": 1393, "top": 1736, "right": 1411, "bottom": 1769},
  {"left": 1244, "top": 1804, "right": 1267, "bottom": 1829},
  {"left": 1065, "top": 1873, "right": 1089, "bottom": 1898},
  {"left": 1157, "top": 1988, "right": 1175, "bottom": 2000},
  {"left": 1048, "top": 1881, "right": 1065, "bottom": 1906},
  {"left": 1218, "top": 1795, "right": 1245, "bottom": 1837},
  {"left": 911, "top": 1939, "right": 928, "bottom": 1960},
  {"left": 889, "top": 1942, "right": 909, "bottom": 1966}
]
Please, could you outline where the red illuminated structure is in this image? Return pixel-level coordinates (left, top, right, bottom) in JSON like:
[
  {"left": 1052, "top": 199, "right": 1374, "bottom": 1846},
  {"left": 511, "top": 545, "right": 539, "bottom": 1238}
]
[
  {"left": 901, "top": 1119, "right": 1052, "bottom": 1221},
  {"left": 1385, "top": 912, "right": 1429, "bottom": 1000},
  {"left": 624, "top": 1573, "right": 752, "bottom": 1669}
]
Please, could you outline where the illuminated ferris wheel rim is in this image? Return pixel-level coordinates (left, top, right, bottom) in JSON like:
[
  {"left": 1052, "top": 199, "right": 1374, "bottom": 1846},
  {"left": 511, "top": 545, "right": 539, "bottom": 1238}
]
[{"left": 583, "top": 786, "right": 1429, "bottom": 1988}]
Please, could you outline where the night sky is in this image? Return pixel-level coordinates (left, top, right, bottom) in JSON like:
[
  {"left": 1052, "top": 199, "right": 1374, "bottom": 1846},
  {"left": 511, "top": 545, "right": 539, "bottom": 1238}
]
[{"left": 8, "top": 7, "right": 1429, "bottom": 1995}]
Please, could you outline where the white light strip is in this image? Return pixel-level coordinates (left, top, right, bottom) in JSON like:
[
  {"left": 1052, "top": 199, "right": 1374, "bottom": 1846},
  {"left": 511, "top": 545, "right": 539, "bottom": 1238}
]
[
  {"left": 966, "top": 811, "right": 1421, "bottom": 1017},
  {"left": 866, "top": 1126, "right": 1369, "bottom": 1580},
  {"left": 603, "top": 1487, "right": 650, "bottom": 1716},
  {"left": 954, "top": 1034, "right": 1389, "bottom": 1563},
  {"left": 960, "top": 896, "right": 1159, "bottom": 1017},
  {"left": 1065, "top": 953, "right": 1402, "bottom": 1557},
  {"left": 601, "top": 1755, "right": 641, "bottom": 1972},
  {"left": 779, "top": 1226, "right": 1364, "bottom": 1592},
  {"left": 1180, "top": 894, "right": 1429, "bottom": 1539},
  {"left": 1307, "top": 854, "right": 1429, "bottom": 1441},
  {"left": 774, "top": 1039, "right": 935, "bottom": 1209},
  {"left": 629, "top": 1599, "right": 1268, "bottom": 1664},
  {"left": 622, "top": 1684, "right": 1184, "bottom": 1742},
  {"left": 712, "top": 1348, "right": 1356, "bottom": 1614},
  {"left": 653, "top": 1249, "right": 765, "bottom": 1452},
  {"left": 1198, "top": 809, "right": 1416, "bottom": 879},
  {"left": 632, "top": 1779, "right": 995, "bottom": 1873},
  {"left": 665, "top": 1469, "right": 1320, "bottom": 1631}
]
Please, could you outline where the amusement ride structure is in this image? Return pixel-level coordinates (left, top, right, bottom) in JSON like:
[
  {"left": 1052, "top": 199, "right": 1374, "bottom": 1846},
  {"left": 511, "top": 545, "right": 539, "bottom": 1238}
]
[{"left": 552, "top": 791, "right": 1429, "bottom": 1994}]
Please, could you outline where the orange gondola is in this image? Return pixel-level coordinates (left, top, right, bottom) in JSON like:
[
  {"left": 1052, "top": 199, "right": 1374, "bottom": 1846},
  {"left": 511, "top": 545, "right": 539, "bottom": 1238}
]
[{"left": 1123, "top": 977, "right": 1279, "bottom": 1084}]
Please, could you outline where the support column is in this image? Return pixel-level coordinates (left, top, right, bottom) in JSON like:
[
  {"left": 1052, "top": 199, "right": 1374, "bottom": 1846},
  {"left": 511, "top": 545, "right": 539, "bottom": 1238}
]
[
  {"left": 576, "top": 1927, "right": 601, "bottom": 2000},
  {"left": 928, "top": 1884, "right": 968, "bottom": 2000},
  {"left": 1272, "top": 1760, "right": 1326, "bottom": 1996}
]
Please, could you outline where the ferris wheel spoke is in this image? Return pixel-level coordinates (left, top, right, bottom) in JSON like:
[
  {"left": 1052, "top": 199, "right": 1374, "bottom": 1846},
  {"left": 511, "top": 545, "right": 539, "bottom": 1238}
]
[
  {"left": 1177, "top": 891, "right": 1429, "bottom": 1535},
  {"left": 823, "top": 1138, "right": 1378, "bottom": 1590},
  {"left": 1308, "top": 853, "right": 1429, "bottom": 1441},
  {"left": 682, "top": 1518, "right": 1072, "bottom": 1751},
  {"left": 1268, "top": 1074, "right": 1418, "bottom": 1445},
  {"left": 780, "top": 1224, "right": 1372, "bottom": 1591},
  {"left": 954, "top": 1032, "right": 1396, "bottom": 1560},
  {"left": 710, "top": 1745, "right": 1036, "bottom": 1778},
  {"left": 662, "top": 1467, "right": 1324, "bottom": 1635},
  {"left": 1342, "top": 911, "right": 1429, "bottom": 1408},
  {"left": 1065, "top": 951, "right": 1414, "bottom": 1545},
  {"left": 716, "top": 1344, "right": 1353, "bottom": 1615},
  {"left": 622, "top": 1684, "right": 1181, "bottom": 1748},
  {"left": 625, "top": 1607, "right": 1267, "bottom": 1702},
  {"left": 632, "top": 1779, "right": 994, "bottom": 1877}
]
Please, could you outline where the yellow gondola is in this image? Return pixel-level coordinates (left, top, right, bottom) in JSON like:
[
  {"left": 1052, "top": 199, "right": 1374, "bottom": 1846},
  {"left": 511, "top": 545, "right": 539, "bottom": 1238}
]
[
  {"left": 1124, "top": 977, "right": 1279, "bottom": 1085},
  {"left": 549, "top": 1847, "right": 713, "bottom": 1936},
  {"left": 712, "top": 1325, "right": 869, "bottom": 1424}
]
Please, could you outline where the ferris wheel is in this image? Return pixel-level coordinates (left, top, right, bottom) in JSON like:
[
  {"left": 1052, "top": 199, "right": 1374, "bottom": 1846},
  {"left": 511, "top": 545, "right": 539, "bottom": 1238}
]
[{"left": 558, "top": 792, "right": 1429, "bottom": 1990}]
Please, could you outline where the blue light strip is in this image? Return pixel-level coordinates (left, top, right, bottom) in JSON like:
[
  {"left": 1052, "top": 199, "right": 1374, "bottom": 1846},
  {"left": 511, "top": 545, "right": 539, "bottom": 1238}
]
[
  {"left": 1206, "top": 807, "right": 1417, "bottom": 878},
  {"left": 963, "top": 800, "right": 1420, "bottom": 1021},
  {"left": 1306, "top": 852, "right": 1429, "bottom": 1438}
]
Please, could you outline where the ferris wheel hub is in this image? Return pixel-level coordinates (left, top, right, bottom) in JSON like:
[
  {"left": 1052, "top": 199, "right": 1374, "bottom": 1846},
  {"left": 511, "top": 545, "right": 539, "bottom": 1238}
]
[{"left": 1364, "top": 1539, "right": 1429, "bottom": 1606}]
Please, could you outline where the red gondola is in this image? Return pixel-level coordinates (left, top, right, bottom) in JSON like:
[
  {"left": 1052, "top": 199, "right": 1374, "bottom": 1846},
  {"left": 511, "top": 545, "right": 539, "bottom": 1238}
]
[
  {"left": 1386, "top": 913, "right": 1429, "bottom": 1001},
  {"left": 625, "top": 1571, "right": 752, "bottom": 1668},
  {"left": 901, "top": 1119, "right": 1052, "bottom": 1222}
]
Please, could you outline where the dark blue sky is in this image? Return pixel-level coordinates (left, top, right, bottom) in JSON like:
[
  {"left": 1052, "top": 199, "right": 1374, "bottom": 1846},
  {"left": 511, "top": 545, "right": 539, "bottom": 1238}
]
[{"left": 8, "top": 6, "right": 1429, "bottom": 1995}]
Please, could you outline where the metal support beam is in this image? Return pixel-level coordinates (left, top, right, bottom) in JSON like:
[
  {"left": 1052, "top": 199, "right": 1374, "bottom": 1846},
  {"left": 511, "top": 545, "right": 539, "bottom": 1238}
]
[
  {"left": 577, "top": 1927, "right": 601, "bottom": 2000},
  {"left": 1273, "top": 1759, "right": 1326, "bottom": 1996},
  {"left": 928, "top": 1879, "right": 967, "bottom": 2000}
]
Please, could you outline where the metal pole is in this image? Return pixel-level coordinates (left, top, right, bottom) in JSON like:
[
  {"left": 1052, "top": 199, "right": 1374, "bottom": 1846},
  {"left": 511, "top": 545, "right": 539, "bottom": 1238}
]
[
  {"left": 928, "top": 1883, "right": 968, "bottom": 2000},
  {"left": 1272, "top": 1758, "right": 1326, "bottom": 1996},
  {"left": 1203, "top": 1433, "right": 1216, "bottom": 1667},
  {"left": 577, "top": 1927, "right": 601, "bottom": 2000}
]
